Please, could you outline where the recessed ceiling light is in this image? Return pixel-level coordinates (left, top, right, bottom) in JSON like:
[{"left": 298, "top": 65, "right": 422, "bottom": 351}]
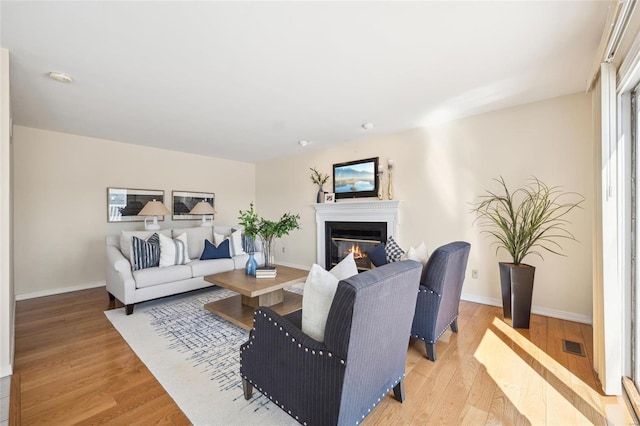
[
  {"left": 48, "top": 71, "right": 73, "bottom": 83},
  {"left": 298, "top": 140, "right": 311, "bottom": 147},
  {"left": 362, "top": 122, "right": 374, "bottom": 130}
]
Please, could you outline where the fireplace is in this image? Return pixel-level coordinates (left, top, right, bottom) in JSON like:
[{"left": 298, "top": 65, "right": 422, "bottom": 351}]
[
  {"left": 313, "top": 200, "right": 400, "bottom": 269},
  {"left": 325, "top": 221, "right": 387, "bottom": 272}
]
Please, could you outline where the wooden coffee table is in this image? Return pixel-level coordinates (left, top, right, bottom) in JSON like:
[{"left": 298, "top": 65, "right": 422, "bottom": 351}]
[{"left": 203, "top": 265, "right": 308, "bottom": 330}]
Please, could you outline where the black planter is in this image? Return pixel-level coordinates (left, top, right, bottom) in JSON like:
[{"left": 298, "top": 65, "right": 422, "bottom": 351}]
[{"left": 499, "top": 262, "right": 535, "bottom": 328}]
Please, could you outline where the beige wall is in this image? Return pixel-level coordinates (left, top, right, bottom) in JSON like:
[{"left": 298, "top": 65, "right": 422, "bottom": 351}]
[
  {"left": 12, "top": 126, "right": 255, "bottom": 297},
  {"left": 256, "top": 92, "right": 594, "bottom": 322},
  {"left": 1, "top": 48, "right": 14, "bottom": 376}
]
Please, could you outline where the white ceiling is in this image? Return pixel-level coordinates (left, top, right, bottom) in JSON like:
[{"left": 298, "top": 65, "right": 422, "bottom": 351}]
[{"left": 1, "top": 1, "right": 609, "bottom": 162}]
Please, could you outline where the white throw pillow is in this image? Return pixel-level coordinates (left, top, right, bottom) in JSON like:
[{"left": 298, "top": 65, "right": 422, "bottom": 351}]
[
  {"left": 213, "top": 232, "right": 226, "bottom": 246},
  {"left": 329, "top": 252, "right": 359, "bottom": 280},
  {"left": 159, "top": 233, "right": 191, "bottom": 267},
  {"left": 301, "top": 253, "right": 358, "bottom": 342},
  {"left": 401, "top": 242, "right": 430, "bottom": 265},
  {"left": 230, "top": 229, "right": 245, "bottom": 257}
]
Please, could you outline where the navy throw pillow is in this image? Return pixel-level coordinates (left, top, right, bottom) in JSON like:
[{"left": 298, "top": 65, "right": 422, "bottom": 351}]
[
  {"left": 367, "top": 243, "right": 388, "bottom": 267},
  {"left": 200, "top": 239, "right": 231, "bottom": 260}
]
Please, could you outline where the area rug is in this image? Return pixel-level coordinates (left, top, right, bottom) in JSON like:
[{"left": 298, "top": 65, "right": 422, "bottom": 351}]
[{"left": 105, "top": 286, "right": 302, "bottom": 426}]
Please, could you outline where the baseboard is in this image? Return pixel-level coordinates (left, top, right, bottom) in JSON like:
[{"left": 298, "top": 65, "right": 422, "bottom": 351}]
[
  {"left": 15, "top": 281, "right": 106, "bottom": 301},
  {"left": 461, "top": 293, "right": 593, "bottom": 325},
  {"left": 0, "top": 363, "right": 12, "bottom": 377}
]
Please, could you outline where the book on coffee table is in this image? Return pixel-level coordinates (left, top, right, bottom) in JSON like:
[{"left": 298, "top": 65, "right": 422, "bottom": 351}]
[{"left": 256, "top": 266, "right": 277, "bottom": 278}]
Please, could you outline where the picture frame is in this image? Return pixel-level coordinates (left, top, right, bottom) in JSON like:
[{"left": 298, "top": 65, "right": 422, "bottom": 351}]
[
  {"left": 333, "top": 157, "right": 379, "bottom": 199},
  {"left": 107, "top": 187, "right": 165, "bottom": 223},
  {"left": 324, "top": 192, "right": 335, "bottom": 203},
  {"left": 172, "top": 190, "right": 215, "bottom": 220}
]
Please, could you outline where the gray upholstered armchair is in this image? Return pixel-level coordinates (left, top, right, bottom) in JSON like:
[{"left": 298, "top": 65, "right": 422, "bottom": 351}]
[
  {"left": 410, "top": 241, "right": 471, "bottom": 361},
  {"left": 240, "top": 260, "right": 422, "bottom": 426}
]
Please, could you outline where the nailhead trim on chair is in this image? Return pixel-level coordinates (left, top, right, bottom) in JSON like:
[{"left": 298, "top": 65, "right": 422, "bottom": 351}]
[
  {"left": 411, "top": 315, "right": 458, "bottom": 343},
  {"left": 251, "top": 309, "right": 345, "bottom": 364},
  {"left": 354, "top": 373, "right": 406, "bottom": 425},
  {"left": 241, "top": 308, "right": 353, "bottom": 426},
  {"left": 418, "top": 288, "right": 441, "bottom": 297}
]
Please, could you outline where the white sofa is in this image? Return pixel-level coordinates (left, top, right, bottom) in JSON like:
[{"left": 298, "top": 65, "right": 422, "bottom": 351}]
[{"left": 105, "top": 225, "right": 263, "bottom": 314}]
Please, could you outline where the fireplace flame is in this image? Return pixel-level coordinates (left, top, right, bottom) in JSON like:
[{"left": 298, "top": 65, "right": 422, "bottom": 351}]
[{"left": 348, "top": 244, "right": 366, "bottom": 260}]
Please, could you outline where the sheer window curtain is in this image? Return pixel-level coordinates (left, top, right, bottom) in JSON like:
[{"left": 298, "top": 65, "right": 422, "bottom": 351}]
[{"left": 593, "top": 63, "right": 624, "bottom": 396}]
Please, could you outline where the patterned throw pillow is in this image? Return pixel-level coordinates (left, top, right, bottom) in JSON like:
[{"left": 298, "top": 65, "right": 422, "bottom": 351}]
[
  {"left": 159, "top": 233, "right": 191, "bottom": 267},
  {"left": 131, "top": 233, "right": 160, "bottom": 271},
  {"left": 384, "top": 236, "right": 405, "bottom": 263}
]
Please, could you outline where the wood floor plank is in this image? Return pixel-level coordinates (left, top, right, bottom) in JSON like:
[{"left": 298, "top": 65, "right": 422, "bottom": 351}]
[{"left": 10, "top": 287, "right": 634, "bottom": 426}]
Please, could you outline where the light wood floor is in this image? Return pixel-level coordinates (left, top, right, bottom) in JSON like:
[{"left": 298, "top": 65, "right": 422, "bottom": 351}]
[{"left": 10, "top": 287, "right": 635, "bottom": 425}]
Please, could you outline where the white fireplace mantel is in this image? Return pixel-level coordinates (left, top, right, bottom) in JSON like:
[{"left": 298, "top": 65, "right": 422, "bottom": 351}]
[{"left": 312, "top": 200, "right": 401, "bottom": 267}]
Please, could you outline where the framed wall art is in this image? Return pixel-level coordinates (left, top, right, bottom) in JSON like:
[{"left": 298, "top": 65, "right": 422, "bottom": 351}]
[
  {"left": 107, "top": 187, "right": 164, "bottom": 222},
  {"left": 172, "top": 190, "right": 215, "bottom": 220}
]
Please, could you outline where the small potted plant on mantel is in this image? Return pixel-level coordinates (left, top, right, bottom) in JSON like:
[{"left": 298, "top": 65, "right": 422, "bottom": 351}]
[
  {"left": 310, "top": 167, "right": 330, "bottom": 203},
  {"left": 471, "top": 176, "right": 584, "bottom": 328}
]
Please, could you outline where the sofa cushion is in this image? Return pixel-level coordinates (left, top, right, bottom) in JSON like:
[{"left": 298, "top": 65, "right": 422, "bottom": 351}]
[
  {"left": 120, "top": 230, "right": 171, "bottom": 261},
  {"left": 172, "top": 227, "right": 213, "bottom": 260},
  {"left": 131, "top": 233, "right": 160, "bottom": 271},
  {"left": 133, "top": 264, "right": 192, "bottom": 288},
  {"left": 302, "top": 253, "right": 358, "bottom": 342},
  {"left": 200, "top": 239, "right": 231, "bottom": 260},
  {"left": 159, "top": 233, "right": 191, "bottom": 267},
  {"left": 189, "top": 258, "right": 235, "bottom": 277}
]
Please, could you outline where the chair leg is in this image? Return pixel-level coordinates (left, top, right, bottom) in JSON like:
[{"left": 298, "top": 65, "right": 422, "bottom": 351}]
[
  {"left": 107, "top": 292, "right": 115, "bottom": 301},
  {"left": 426, "top": 342, "right": 436, "bottom": 361},
  {"left": 242, "top": 378, "right": 253, "bottom": 400},
  {"left": 125, "top": 304, "right": 134, "bottom": 315},
  {"left": 393, "top": 379, "right": 405, "bottom": 403},
  {"left": 451, "top": 318, "right": 458, "bottom": 333}
]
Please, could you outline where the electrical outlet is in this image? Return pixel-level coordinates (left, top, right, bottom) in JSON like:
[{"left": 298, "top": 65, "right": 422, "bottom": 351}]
[
  {"left": 282, "top": 246, "right": 286, "bottom": 253},
  {"left": 471, "top": 269, "right": 478, "bottom": 279}
]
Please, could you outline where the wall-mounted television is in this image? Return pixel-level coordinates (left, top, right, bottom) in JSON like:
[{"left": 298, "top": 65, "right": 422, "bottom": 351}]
[{"left": 333, "top": 157, "right": 379, "bottom": 199}]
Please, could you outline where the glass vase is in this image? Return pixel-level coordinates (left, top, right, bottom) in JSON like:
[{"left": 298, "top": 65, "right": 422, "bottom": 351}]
[
  {"left": 245, "top": 252, "right": 258, "bottom": 276},
  {"left": 260, "top": 236, "right": 274, "bottom": 268}
]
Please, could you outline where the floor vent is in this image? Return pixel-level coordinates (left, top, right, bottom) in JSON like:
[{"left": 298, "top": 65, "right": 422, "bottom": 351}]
[{"left": 562, "top": 339, "right": 586, "bottom": 357}]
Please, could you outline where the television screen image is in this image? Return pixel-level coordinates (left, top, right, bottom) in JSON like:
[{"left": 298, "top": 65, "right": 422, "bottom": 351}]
[{"left": 333, "top": 157, "right": 379, "bottom": 199}]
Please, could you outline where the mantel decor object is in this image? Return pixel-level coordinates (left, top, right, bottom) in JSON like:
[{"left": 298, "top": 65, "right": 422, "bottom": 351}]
[
  {"left": 387, "top": 159, "right": 394, "bottom": 200},
  {"left": 238, "top": 203, "right": 301, "bottom": 268},
  {"left": 310, "top": 167, "right": 330, "bottom": 203},
  {"left": 377, "top": 165, "right": 384, "bottom": 200},
  {"left": 472, "top": 176, "right": 584, "bottom": 328}
]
